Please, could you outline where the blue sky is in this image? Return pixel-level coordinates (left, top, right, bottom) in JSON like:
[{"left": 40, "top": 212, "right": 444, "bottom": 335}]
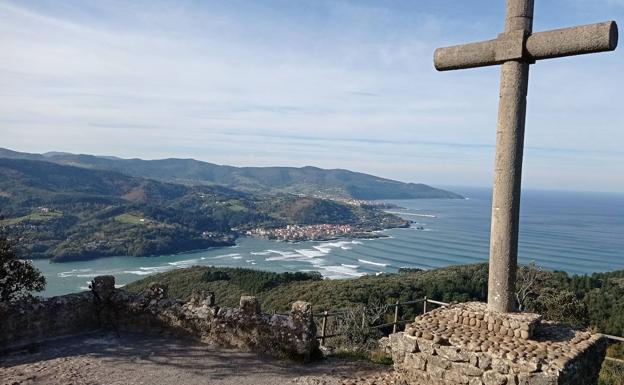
[{"left": 1, "top": 1, "right": 622, "bottom": 192}]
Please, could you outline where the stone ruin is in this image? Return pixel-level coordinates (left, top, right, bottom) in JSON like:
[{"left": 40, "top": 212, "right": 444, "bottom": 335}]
[
  {"left": 0, "top": 275, "right": 319, "bottom": 360},
  {"left": 388, "top": 302, "right": 607, "bottom": 385}
]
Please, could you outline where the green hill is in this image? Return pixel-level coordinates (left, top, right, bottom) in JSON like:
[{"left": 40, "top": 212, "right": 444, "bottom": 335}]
[
  {"left": 0, "top": 148, "right": 463, "bottom": 200},
  {"left": 125, "top": 263, "right": 624, "bottom": 337},
  {"left": 0, "top": 158, "right": 406, "bottom": 262}
]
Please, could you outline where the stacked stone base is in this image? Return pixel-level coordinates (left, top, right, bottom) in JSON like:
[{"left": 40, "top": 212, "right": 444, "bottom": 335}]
[{"left": 389, "top": 302, "right": 606, "bottom": 385}]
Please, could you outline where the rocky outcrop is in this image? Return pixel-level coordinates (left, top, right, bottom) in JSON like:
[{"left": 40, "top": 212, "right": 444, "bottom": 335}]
[{"left": 0, "top": 276, "right": 318, "bottom": 361}]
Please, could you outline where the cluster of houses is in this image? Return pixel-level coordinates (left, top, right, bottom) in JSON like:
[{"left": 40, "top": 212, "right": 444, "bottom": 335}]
[{"left": 245, "top": 223, "right": 356, "bottom": 241}]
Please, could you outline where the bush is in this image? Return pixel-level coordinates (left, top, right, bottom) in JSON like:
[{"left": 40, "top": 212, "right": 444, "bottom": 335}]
[
  {"left": 201, "top": 271, "right": 231, "bottom": 282},
  {"left": 0, "top": 235, "right": 46, "bottom": 302}
]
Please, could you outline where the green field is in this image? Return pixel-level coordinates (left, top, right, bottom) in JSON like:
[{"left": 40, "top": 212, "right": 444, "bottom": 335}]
[
  {"left": 114, "top": 213, "right": 150, "bottom": 225},
  {"left": 0, "top": 210, "right": 63, "bottom": 226}
]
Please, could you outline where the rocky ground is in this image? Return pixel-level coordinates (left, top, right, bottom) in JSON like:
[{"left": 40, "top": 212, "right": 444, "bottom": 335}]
[{"left": 0, "top": 333, "right": 397, "bottom": 385}]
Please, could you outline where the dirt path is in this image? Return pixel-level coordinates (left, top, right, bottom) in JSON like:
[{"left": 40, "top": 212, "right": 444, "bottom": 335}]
[{"left": 0, "top": 333, "right": 396, "bottom": 385}]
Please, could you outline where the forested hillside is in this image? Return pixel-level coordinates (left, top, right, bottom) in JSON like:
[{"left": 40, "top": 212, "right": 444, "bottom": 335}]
[
  {"left": 0, "top": 158, "right": 407, "bottom": 261},
  {"left": 126, "top": 263, "right": 624, "bottom": 337}
]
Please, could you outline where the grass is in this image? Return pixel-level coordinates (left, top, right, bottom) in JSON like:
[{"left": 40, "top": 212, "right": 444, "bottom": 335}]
[
  {"left": 600, "top": 360, "right": 624, "bottom": 385},
  {"left": 329, "top": 350, "right": 393, "bottom": 365},
  {"left": 114, "top": 213, "right": 150, "bottom": 225},
  {"left": 0, "top": 210, "right": 63, "bottom": 225},
  {"left": 221, "top": 199, "right": 248, "bottom": 212}
]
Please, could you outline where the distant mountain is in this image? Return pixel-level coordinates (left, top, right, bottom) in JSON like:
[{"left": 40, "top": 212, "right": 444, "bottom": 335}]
[
  {"left": 0, "top": 158, "right": 407, "bottom": 262},
  {"left": 0, "top": 148, "right": 463, "bottom": 200}
]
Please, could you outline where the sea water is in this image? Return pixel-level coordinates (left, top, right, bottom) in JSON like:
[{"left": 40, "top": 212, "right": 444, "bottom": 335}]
[{"left": 32, "top": 187, "right": 624, "bottom": 297}]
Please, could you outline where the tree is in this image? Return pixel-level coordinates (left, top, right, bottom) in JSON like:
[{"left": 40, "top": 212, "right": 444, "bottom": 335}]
[
  {"left": 516, "top": 262, "right": 542, "bottom": 311},
  {"left": 0, "top": 235, "right": 46, "bottom": 302}
]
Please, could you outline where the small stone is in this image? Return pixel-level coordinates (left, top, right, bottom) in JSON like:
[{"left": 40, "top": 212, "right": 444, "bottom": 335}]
[
  {"left": 239, "top": 296, "right": 260, "bottom": 315},
  {"left": 427, "top": 355, "right": 451, "bottom": 370},
  {"left": 403, "top": 353, "right": 426, "bottom": 370},
  {"left": 483, "top": 370, "right": 508, "bottom": 385}
]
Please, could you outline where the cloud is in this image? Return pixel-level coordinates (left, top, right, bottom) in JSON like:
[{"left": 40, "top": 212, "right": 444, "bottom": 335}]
[{"left": 0, "top": 0, "right": 622, "bottom": 192}]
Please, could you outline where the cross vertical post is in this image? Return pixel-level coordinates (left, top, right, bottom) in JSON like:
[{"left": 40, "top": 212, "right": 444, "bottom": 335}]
[{"left": 488, "top": 0, "right": 534, "bottom": 313}]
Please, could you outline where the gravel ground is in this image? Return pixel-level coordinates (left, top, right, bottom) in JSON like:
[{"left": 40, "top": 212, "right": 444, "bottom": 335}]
[{"left": 0, "top": 333, "right": 397, "bottom": 385}]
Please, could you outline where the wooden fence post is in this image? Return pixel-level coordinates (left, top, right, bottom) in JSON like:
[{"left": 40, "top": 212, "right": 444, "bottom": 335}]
[
  {"left": 320, "top": 310, "right": 328, "bottom": 346},
  {"left": 423, "top": 296, "right": 428, "bottom": 314},
  {"left": 392, "top": 300, "right": 400, "bottom": 334},
  {"left": 362, "top": 306, "right": 367, "bottom": 328}
]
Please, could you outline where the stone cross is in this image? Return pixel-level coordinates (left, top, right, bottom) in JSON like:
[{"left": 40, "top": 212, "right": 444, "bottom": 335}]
[{"left": 434, "top": 0, "right": 618, "bottom": 313}]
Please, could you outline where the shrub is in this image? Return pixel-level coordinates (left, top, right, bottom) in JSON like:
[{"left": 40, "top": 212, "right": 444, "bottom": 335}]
[{"left": 0, "top": 235, "right": 46, "bottom": 302}]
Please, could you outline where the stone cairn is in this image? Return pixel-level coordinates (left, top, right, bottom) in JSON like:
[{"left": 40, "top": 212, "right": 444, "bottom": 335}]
[{"left": 389, "top": 302, "right": 607, "bottom": 385}]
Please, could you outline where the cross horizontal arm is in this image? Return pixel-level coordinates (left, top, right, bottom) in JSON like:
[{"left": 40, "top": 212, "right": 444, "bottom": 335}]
[
  {"left": 434, "top": 21, "right": 618, "bottom": 71},
  {"left": 526, "top": 21, "right": 618, "bottom": 60}
]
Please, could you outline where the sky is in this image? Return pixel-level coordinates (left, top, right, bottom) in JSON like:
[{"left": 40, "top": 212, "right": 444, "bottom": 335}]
[{"left": 1, "top": 0, "right": 622, "bottom": 192}]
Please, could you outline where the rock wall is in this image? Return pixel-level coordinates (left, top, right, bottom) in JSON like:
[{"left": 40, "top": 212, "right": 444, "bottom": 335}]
[
  {"left": 0, "top": 292, "right": 98, "bottom": 350},
  {"left": 389, "top": 302, "right": 607, "bottom": 385},
  {"left": 0, "top": 276, "right": 318, "bottom": 360}
]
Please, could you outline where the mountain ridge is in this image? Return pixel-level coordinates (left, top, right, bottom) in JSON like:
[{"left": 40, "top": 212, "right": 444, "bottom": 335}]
[{"left": 0, "top": 148, "right": 463, "bottom": 200}]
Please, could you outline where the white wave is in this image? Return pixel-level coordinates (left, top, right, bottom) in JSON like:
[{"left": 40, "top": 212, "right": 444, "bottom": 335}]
[
  {"left": 385, "top": 211, "right": 436, "bottom": 218},
  {"left": 168, "top": 258, "right": 202, "bottom": 266},
  {"left": 265, "top": 252, "right": 300, "bottom": 262},
  {"left": 250, "top": 250, "right": 273, "bottom": 256},
  {"left": 211, "top": 253, "right": 241, "bottom": 259},
  {"left": 318, "top": 240, "right": 357, "bottom": 248},
  {"left": 57, "top": 268, "right": 94, "bottom": 278},
  {"left": 75, "top": 273, "right": 100, "bottom": 278},
  {"left": 139, "top": 266, "right": 172, "bottom": 273},
  {"left": 309, "top": 258, "right": 326, "bottom": 267},
  {"left": 341, "top": 264, "right": 359, "bottom": 269},
  {"left": 319, "top": 265, "right": 365, "bottom": 279},
  {"left": 123, "top": 270, "right": 154, "bottom": 276},
  {"left": 231, "top": 256, "right": 243, "bottom": 260},
  {"left": 358, "top": 259, "right": 389, "bottom": 267},
  {"left": 295, "top": 249, "right": 326, "bottom": 258},
  {"left": 266, "top": 249, "right": 298, "bottom": 257},
  {"left": 312, "top": 245, "right": 331, "bottom": 254}
]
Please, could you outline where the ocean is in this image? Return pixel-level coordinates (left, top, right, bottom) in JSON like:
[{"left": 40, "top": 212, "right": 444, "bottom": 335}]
[{"left": 32, "top": 187, "right": 624, "bottom": 297}]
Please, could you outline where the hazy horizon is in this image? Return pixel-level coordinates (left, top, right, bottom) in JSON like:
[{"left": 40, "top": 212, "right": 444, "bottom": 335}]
[{"left": 1, "top": 1, "right": 623, "bottom": 193}]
